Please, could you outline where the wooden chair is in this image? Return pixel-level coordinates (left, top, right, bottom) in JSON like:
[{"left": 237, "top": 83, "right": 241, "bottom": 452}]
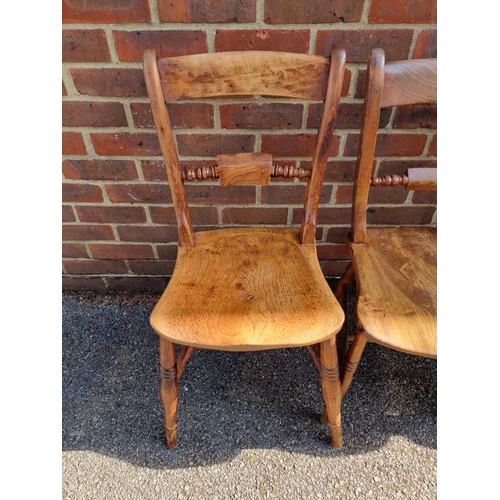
[
  {"left": 143, "top": 48, "right": 347, "bottom": 448},
  {"left": 335, "top": 48, "right": 437, "bottom": 399}
]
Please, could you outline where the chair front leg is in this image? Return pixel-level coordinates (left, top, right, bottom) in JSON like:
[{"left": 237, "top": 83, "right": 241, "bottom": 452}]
[
  {"left": 159, "top": 337, "right": 179, "bottom": 448},
  {"left": 341, "top": 329, "right": 368, "bottom": 397},
  {"left": 320, "top": 335, "right": 343, "bottom": 448}
]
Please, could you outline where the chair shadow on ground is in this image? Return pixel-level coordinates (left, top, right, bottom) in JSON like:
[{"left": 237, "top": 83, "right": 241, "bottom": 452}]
[{"left": 62, "top": 290, "right": 436, "bottom": 470}]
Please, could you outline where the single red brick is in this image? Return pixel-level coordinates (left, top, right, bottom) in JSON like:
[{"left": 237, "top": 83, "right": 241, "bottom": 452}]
[
  {"left": 70, "top": 68, "right": 147, "bottom": 97},
  {"left": 63, "top": 101, "right": 127, "bottom": 128},
  {"left": 63, "top": 132, "right": 87, "bottom": 155},
  {"left": 63, "top": 205, "right": 76, "bottom": 223},
  {"left": 320, "top": 260, "right": 350, "bottom": 278},
  {"left": 393, "top": 104, "right": 437, "bottom": 129},
  {"left": 220, "top": 103, "right": 303, "bottom": 130},
  {"left": 62, "top": 29, "right": 111, "bottom": 62},
  {"left": 113, "top": 30, "right": 207, "bottom": 62},
  {"left": 63, "top": 224, "right": 115, "bottom": 241},
  {"left": 63, "top": 160, "right": 138, "bottom": 181},
  {"left": 261, "top": 134, "right": 340, "bottom": 157},
  {"left": 63, "top": 183, "right": 103, "bottom": 203},
  {"left": 63, "top": 259, "right": 128, "bottom": 274},
  {"left": 261, "top": 184, "right": 331, "bottom": 205},
  {"left": 300, "top": 160, "right": 358, "bottom": 183},
  {"left": 131, "top": 102, "right": 214, "bottom": 129},
  {"left": 63, "top": 0, "right": 150, "bottom": 23},
  {"left": 158, "top": 0, "right": 256, "bottom": 22},
  {"left": 105, "top": 277, "right": 167, "bottom": 292},
  {"left": 316, "top": 244, "right": 351, "bottom": 260},
  {"left": 76, "top": 206, "right": 147, "bottom": 224},
  {"left": 414, "top": 30, "right": 437, "bottom": 59},
  {"left": 307, "top": 103, "right": 391, "bottom": 130},
  {"left": 325, "top": 226, "right": 350, "bottom": 244},
  {"left": 222, "top": 207, "right": 288, "bottom": 225},
  {"left": 185, "top": 185, "right": 256, "bottom": 204},
  {"left": 264, "top": 0, "right": 363, "bottom": 23},
  {"left": 106, "top": 184, "right": 172, "bottom": 204},
  {"left": 316, "top": 30, "right": 413, "bottom": 63},
  {"left": 344, "top": 133, "right": 428, "bottom": 157},
  {"left": 141, "top": 160, "right": 167, "bottom": 181},
  {"left": 62, "top": 277, "right": 106, "bottom": 291},
  {"left": 428, "top": 133, "right": 437, "bottom": 156},
  {"left": 215, "top": 29, "right": 309, "bottom": 53},
  {"left": 412, "top": 191, "right": 437, "bottom": 204},
  {"left": 149, "top": 206, "right": 219, "bottom": 225},
  {"left": 91, "top": 133, "right": 161, "bottom": 156},
  {"left": 128, "top": 260, "right": 176, "bottom": 275},
  {"left": 117, "top": 225, "right": 178, "bottom": 242},
  {"left": 369, "top": 0, "right": 437, "bottom": 23},
  {"left": 366, "top": 206, "right": 435, "bottom": 225},
  {"left": 89, "top": 243, "right": 155, "bottom": 260},
  {"left": 336, "top": 185, "right": 409, "bottom": 204},
  {"left": 156, "top": 246, "right": 179, "bottom": 260},
  {"left": 378, "top": 159, "right": 437, "bottom": 176},
  {"left": 293, "top": 207, "right": 352, "bottom": 224},
  {"left": 176, "top": 134, "right": 255, "bottom": 156},
  {"left": 63, "top": 243, "right": 88, "bottom": 258}
]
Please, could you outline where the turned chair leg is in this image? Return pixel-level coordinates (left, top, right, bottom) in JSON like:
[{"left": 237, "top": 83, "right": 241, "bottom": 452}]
[
  {"left": 341, "top": 329, "right": 368, "bottom": 397},
  {"left": 159, "top": 337, "right": 179, "bottom": 448},
  {"left": 319, "top": 335, "right": 343, "bottom": 448}
]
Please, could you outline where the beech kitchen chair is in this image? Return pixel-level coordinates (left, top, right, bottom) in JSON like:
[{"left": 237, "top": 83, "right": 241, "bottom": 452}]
[
  {"left": 335, "top": 48, "right": 437, "bottom": 399},
  {"left": 143, "top": 48, "right": 347, "bottom": 448}
]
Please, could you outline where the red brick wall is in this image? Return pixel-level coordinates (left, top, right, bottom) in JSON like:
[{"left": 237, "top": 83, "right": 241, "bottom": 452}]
[{"left": 62, "top": 0, "right": 437, "bottom": 292}]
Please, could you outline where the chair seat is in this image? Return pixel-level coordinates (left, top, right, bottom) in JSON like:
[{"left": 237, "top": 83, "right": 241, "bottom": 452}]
[
  {"left": 348, "top": 227, "right": 437, "bottom": 358},
  {"left": 150, "top": 227, "right": 345, "bottom": 351}
]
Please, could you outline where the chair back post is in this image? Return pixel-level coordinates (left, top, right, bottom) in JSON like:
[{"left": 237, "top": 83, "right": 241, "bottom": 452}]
[
  {"left": 143, "top": 49, "right": 194, "bottom": 247},
  {"left": 300, "top": 47, "right": 346, "bottom": 244},
  {"left": 351, "top": 48, "right": 385, "bottom": 243}
]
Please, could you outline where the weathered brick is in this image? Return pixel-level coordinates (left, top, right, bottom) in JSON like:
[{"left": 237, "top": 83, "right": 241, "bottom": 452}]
[
  {"left": 264, "top": 0, "right": 363, "bottom": 23},
  {"left": 62, "top": 101, "right": 127, "bottom": 128},
  {"left": 158, "top": 0, "right": 256, "bottom": 23},
  {"left": 63, "top": 0, "right": 150, "bottom": 23},
  {"left": 414, "top": 30, "right": 437, "bottom": 59},
  {"left": 412, "top": 191, "right": 437, "bottom": 204},
  {"left": 316, "top": 30, "right": 413, "bottom": 63},
  {"left": 366, "top": 206, "right": 435, "bottom": 225},
  {"left": 91, "top": 133, "right": 161, "bottom": 156},
  {"left": 316, "top": 244, "right": 351, "bottom": 260},
  {"left": 344, "top": 133, "right": 428, "bottom": 157},
  {"left": 307, "top": 103, "right": 391, "bottom": 130},
  {"left": 63, "top": 224, "right": 115, "bottom": 241},
  {"left": 62, "top": 277, "right": 106, "bottom": 291},
  {"left": 62, "top": 29, "right": 110, "bottom": 62},
  {"left": 320, "top": 260, "right": 350, "bottom": 278},
  {"left": 63, "top": 259, "right": 128, "bottom": 274},
  {"left": 113, "top": 30, "right": 208, "bottom": 62},
  {"left": 177, "top": 134, "right": 255, "bottom": 157},
  {"left": 63, "top": 243, "right": 88, "bottom": 258},
  {"left": 393, "top": 104, "right": 437, "bottom": 129},
  {"left": 63, "top": 160, "right": 138, "bottom": 181},
  {"left": 63, "top": 183, "right": 103, "bottom": 203},
  {"left": 220, "top": 104, "right": 303, "bottom": 130},
  {"left": 215, "top": 29, "right": 309, "bottom": 53},
  {"left": 117, "top": 225, "right": 178, "bottom": 242},
  {"left": 293, "top": 207, "right": 352, "bottom": 224},
  {"left": 63, "top": 205, "right": 76, "bottom": 223},
  {"left": 261, "top": 184, "right": 331, "bottom": 205},
  {"left": 106, "top": 184, "right": 172, "bottom": 204},
  {"left": 300, "top": 160, "right": 358, "bottom": 183},
  {"left": 222, "top": 207, "right": 288, "bottom": 225},
  {"left": 336, "top": 185, "right": 409, "bottom": 205},
  {"left": 185, "top": 185, "right": 256, "bottom": 204},
  {"left": 428, "top": 134, "right": 437, "bottom": 156},
  {"left": 89, "top": 243, "right": 155, "bottom": 260},
  {"left": 76, "top": 206, "right": 147, "bottom": 224},
  {"left": 63, "top": 132, "right": 87, "bottom": 155},
  {"left": 70, "top": 68, "right": 147, "bottom": 97},
  {"left": 149, "top": 206, "right": 219, "bottom": 225},
  {"left": 156, "top": 246, "right": 179, "bottom": 260},
  {"left": 378, "top": 160, "right": 437, "bottom": 177},
  {"left": 325, "top": 226, "right": 350, "bottom": 244},
  {"left": 105, "top": 277, "right": 167, "bottom": 292},
  {"left": 369, "top": 0, "right": 437, "bottom": 23},
  {"left": 131, "top": 103, "right": 214, "bottom": 129},
  {"left": 128, "top": 259, "right": 176, "bottom": 275},
  {"left": 261, "top": 134, "right": 340, "bottom": 157}
]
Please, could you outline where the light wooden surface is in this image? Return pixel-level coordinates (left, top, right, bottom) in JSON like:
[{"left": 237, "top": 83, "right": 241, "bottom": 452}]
[
  {"left": 151, "top": 228, "right": 344, "bottom": 350},
  {"left": 216, "top": 153, "right": 274, "bottom": 186}
]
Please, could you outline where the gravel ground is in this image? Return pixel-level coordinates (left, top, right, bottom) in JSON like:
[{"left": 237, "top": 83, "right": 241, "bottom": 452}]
[{"left": 62, "top": 289, "right": 437, "bottom": 499}]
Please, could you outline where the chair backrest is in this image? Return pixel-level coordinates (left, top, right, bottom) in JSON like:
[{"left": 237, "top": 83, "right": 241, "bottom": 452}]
[
  {"left": 143, "top": 49, "right": 346, "bottom": 247},
  {"left": 351, "top": 48, "right": 437, "bottom": 243}
]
